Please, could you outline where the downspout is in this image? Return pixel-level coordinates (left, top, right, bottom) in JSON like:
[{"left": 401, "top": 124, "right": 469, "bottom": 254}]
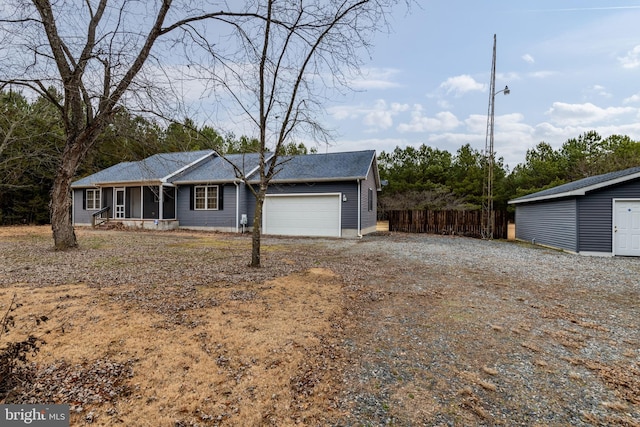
[
  {"left": 234, "top": 180, "right": 240, "bottom": 233},
  {"left": 357, "top": 180, "right": 362, "bottom": 238}
]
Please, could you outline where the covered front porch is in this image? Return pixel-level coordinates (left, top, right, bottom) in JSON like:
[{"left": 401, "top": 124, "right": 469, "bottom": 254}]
[{"left": 91, "top": 184, "right": 178, "bottom": 230}]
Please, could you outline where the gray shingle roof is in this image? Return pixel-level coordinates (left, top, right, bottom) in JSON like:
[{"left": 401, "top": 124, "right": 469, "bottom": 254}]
[
  {"left": 509, "top": 165, "right": 640, "bottom": 204},
  {"left": 257, "top": 150, "right": 377, "bottom": 183},
  {"left": 72, "top": 150, "right": 214, "bottom": 187},
  {"left": 171, "top": 153, "right": 264, "bottom": 183},
  {"left": 72, "top": 149, "right": 378, "bottom": 188}
]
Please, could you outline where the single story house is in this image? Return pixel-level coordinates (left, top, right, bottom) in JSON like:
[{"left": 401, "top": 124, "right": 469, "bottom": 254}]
[
  {"left": 71, "top": 149, "right": 381, "bottom": 238},
  {"left": 508, "top": 166, "right": 640, "bottom": 256}
]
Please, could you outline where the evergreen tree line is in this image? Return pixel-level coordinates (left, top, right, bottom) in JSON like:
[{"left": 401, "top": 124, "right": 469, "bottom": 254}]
[
  {"left": 3, "top": 89, "right": 640, "bottom": 225},
  {"left": 379, "top": 130, "right": 640, "bottom": 216},
  {"left": 0, "top": 91, "right": 312, "bottom": 225}
]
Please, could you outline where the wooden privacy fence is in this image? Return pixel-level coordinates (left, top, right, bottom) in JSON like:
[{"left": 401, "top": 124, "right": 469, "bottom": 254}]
[{"left": 387, "top": 210, "right": 508, "bottom": 239}]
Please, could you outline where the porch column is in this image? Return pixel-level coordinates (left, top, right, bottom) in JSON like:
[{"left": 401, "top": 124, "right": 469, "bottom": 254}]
[{"left": 159, "top": 184, "right": 164, "bottom": 221}]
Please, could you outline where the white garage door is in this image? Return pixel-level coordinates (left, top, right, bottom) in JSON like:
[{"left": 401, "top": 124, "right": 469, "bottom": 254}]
[{"left": 263, "top": 194, "right": 341, "bottom": 237}]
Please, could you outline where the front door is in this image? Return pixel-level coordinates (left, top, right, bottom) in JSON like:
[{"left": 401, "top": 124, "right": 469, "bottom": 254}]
[
  {"left": 115, "top": 188, "right": 125, "bottom": 219},
  {"left": 614, "top": 200, "right": 640, "bottom": 256}
]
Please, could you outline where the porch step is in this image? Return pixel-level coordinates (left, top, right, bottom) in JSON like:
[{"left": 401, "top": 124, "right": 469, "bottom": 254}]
[{"left": 94, "top": 222, "right": 126, "bottom": 230}]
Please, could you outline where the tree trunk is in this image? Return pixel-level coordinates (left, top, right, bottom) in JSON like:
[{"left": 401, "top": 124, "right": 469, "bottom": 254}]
[
  {"left": 50, "top": 171, "right": 77, "bottom": 250},
  {"left": 50, "top": 140, "right": 86, "bottom": 250},
  {"left": 251, "top": 191, "right": 266, "bottom": 267}
]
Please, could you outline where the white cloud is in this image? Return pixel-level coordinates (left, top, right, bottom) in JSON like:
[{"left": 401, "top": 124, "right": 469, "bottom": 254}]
[
  {"left": 464, "top": 114, "right": 488, "bottom": 134},
  {"left": 330, "top": 99, "right": 409, "bottom": 131},
  {"left": 350, "top": 68, "right": 403, "bottom": 90},
  {"left": 533, "top": 121, "right": 640, "bottom": 150},
  {"left": 495, "top": 113, "right": 530, "bottom": 133},
  {"left": 623, "top": 93, "right": 640, "bottom": 104},
  {"left": 437, "top": 99, "right": 453, "bottom": 109},
  {"left": 426, "top": 132, "right": 482, "bottom": 147},
  {"left": 463, "top": 112, "right": 530, "bottom": 138},
  {"left": 328, "top": 105, "right": 361, "bottom": 121},
  {"left": 397, "top": 107, "right": 461, "bottom": 133},
  {"left": 618, "top": 45, "right": 640, "bottom": 69},
  {"left": 362, "top": 100, "right": 409, "bottom": 131},
  {"left": 438, "top": 75, "right": 485, "bottom": 97},
  {"left": 546, "top": 102, "right": 636, "bottom": 126},
  {"left": 586, "top": 85, "right": 612, "bottom": 98},
  {"left": 328, "top": 137, "right": 410, "bottom": 155},
  {"left": 522, "top": 54, "right": 535, "bottom": 64},
  {"left": 527, "top": 71, "right": 556, "bottom": 79},
  {"left": 497, "top": 72, "right": 521, "bottom": 84}
]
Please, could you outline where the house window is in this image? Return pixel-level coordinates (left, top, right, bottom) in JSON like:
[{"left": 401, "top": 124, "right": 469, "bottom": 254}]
[
  {"left": 195, "top": 185, "right": 218, "bottom": 210},
  {"left": 86, "top": 189, "right": 100, "bottom": 210},
  {"left": 368, "top": 188, "right": 373, "bottom": 211}
]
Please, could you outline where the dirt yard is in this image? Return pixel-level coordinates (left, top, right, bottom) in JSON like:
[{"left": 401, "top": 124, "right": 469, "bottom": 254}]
[{"left": 1, "top": 226, "right": 638, "bottom": 426}]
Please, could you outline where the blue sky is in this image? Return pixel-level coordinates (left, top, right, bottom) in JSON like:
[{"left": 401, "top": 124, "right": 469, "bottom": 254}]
[{"left": 320, "top": 1, "right": 640, "bottom": 170}]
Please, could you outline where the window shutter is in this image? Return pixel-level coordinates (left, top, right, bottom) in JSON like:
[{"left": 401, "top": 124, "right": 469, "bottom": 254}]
[
  {"left": 190, "top": 186, "right": 194, "bottom": 210},
  {"left": 218, "top": 185, "right": 224, "bottom": 210},
  {"left": 83, "top": 190, "right": 87, "bottom": 210}
]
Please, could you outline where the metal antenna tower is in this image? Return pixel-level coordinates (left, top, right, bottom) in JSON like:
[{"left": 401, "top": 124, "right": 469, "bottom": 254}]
[{"left": 482, "top": 34, "right": 509, "bottom": 239}]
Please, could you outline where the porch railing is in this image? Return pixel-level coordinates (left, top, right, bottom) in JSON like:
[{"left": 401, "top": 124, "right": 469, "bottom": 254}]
[{"left": 91, "top": 206, "right": 111, "bottom": 227}]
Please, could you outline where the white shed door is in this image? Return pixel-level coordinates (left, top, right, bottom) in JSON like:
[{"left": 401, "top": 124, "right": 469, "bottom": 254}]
[
  {"left": 263, "top": 194, "right": 341, "bottom": 237},
  {"left": 614, "top": 201, "right": 640, "bottom": 256}
]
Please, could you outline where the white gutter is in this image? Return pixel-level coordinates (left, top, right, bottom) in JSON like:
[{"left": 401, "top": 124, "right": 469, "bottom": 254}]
[
  {"left": 172, "top": 180, "right": 230, "bottom": 185},
  {"left": 246, "top": 176, "right": 367, "bottom": 185},
  {"left": 508, "top": 191, "right": 583, "bottom": 204},
  {"left": 90, "top": 180, "right": 161, "bottom": 188}
]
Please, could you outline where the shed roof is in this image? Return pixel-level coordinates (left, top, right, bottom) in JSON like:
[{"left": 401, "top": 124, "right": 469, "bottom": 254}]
[
  {"left": 71, "top": 150, "right": 214, "bottom": 187},
  {"left": 509, "top": 165, "right": 640, "bottom": 204}
]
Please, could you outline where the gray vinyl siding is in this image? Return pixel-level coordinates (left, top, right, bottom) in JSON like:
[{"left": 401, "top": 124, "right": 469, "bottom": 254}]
[
  {"left": 515, "top": 198, "right": 577, "bottom": 251},
  {"left": 73, "top": 187, "right": 110, "bottom": 224},
  {"left": 237, "top": 182, "right": 250, "bottom": 228},
  {"left": 247, "top": 181, "right": 359, "bottom": 230},
  {"left": 242, "top": 188, "right": 256, "bottom": 227},
  {"left": 577, "top": 179, "right": 640, "bottom": 253},
  {"left": 176, "top": 184, "right": 237, "bottom": 228},
  {"left": 360, "top": 169, "right": 378, "bottom": 230},
  {"left": 73, "top": 189, "right": 93, "bottom": 224}
]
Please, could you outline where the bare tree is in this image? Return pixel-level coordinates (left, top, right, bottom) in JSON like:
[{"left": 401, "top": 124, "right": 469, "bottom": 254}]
[
  {"left": 0, "top": 1, "right": 238, "bottom": 249},
  {"left": 0, "top": 0, "right": 407, "bottom": 259},
  {"left": 182, "top": 0, "right": 406, "bottom": 267}
]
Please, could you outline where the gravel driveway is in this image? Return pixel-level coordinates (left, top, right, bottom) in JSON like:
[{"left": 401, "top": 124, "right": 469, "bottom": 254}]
[
  {"left": 1, "top": 228, "right": 638, "bottom": 426},
  {"left": 325, "top": 233, "right": 640, "bottom": 426}
]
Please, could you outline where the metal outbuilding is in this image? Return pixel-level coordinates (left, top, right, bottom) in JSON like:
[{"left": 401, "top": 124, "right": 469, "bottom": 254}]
[{"left": 509, "top": 166, "right": 640, "bottom": 256}]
